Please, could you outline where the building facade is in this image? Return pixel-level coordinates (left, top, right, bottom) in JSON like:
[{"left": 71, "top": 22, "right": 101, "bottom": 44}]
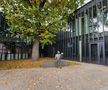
[
  {"left": 48, "top": 0, "right": 108, "bottom": 65},
  {"left": 0, "top": 12, "right": 32, "bottom": 60}
]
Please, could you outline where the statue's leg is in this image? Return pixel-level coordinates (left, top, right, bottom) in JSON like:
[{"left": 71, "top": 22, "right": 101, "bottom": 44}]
[
  {"left": 55, "top": 60, "right": 58, "bottom": 67},
  {"left": 59, "top": 60, "right": 62, "bottom": 68}
]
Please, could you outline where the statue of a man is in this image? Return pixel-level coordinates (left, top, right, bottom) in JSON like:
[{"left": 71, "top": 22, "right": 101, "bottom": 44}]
[{"left": 55, "top": 51, "right": 63, "bottom": 68}]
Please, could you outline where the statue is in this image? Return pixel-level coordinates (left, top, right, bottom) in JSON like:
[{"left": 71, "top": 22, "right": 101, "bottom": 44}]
[{"left": 55, "top": 51, "right": 64, "bottom": 68}]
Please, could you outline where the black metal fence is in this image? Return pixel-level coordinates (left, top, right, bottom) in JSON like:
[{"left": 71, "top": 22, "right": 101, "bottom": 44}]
[
  {"left": 0, "top": 12, "right": 33, "bottom": 61},
  {"left": 0, "top": 37, "right": 32, "bottom": 60}
]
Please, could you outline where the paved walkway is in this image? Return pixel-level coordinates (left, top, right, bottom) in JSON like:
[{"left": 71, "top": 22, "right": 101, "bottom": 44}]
[{"left": 0, "top": 62, "right": 108, "bottom": 90}]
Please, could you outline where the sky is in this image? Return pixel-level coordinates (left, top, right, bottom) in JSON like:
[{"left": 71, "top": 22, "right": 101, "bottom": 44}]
[
  {"left": 84, "top": 0, "right": 91, "bottom": 3},
  {"left": 78, "top": 0, "right": 91, "bottom": 8}
]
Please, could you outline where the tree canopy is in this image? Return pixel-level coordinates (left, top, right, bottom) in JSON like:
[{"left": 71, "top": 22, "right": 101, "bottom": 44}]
[{"left": 0, "top": 0, "right": 84, "bottom": 48}]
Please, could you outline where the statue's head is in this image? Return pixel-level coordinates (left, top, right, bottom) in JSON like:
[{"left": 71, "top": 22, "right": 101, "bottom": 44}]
[{"left": 57, "top": 51, "right": 60, "bottom": 54}]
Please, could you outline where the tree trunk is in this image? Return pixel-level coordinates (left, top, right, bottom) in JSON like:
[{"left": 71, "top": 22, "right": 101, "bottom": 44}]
[{"left": 32, "top": 39, "right": 39, "bottom": 61}]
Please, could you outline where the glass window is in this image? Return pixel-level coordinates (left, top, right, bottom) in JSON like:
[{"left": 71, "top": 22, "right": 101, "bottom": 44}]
[
  {"left": 78, "top": 17, "right": 82, "bottom": 35},
  {"left": 84, "top": 10, "right": 89, "bottom": 34},
  {"left": 104, "top": 11, "right": 108, "bottom": 31},
  {"left": 103, "top": 0, "right": 107, "bottom": 9},
  {"left": 97, "top": 2, "right": 103, "bottom": 33},
  {"left": 88, "top": 7, "right": 93, "bottom": 33},
  {"left": 75, "top": 18, "right": 79, "bottom": 36},
  {"left": 93, "top": 5, "right": 98, "bottom": 33},
  {"left": 103, "top": 0, "right": 108, "bottom": 32},
  {"left": 81, "top": 17, "right": 85, "bottom": 35}
]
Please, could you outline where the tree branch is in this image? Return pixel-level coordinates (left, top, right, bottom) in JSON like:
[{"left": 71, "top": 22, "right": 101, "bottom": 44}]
[
  {"left": 45, "top": 13, "right": 67, "bottom": 29},
  {"left": 39, "top": 0, "right": 46, "bottom": 9}
]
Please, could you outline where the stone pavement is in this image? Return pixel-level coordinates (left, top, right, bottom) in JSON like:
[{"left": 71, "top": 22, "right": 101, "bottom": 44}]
[{"left": 0, "top": 62, "right": 108, "bottom": 90}]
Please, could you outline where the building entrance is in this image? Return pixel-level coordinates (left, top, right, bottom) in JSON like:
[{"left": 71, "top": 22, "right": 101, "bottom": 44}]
[
  {"left": 90, "top": 44, "right": 98, "bottom": 63},
  {"left": 89, "top": 41, "right": 105, "bottom": 64}
]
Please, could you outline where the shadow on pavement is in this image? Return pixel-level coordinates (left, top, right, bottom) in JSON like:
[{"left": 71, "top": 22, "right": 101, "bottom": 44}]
[{"left": 42, "top": 60, "right": 68, "bottom": 68}]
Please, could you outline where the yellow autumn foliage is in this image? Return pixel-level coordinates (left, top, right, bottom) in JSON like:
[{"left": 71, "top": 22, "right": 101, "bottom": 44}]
[
  {"left": 0, "top": 58, "right": 54, "bottom": 70},
  {"left": 0, "top": 58, "right": 77, "bottom": 70}
]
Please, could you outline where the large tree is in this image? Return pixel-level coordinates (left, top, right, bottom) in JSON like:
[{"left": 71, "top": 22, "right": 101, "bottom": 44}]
[{"left": 0, "top": 0, "right": 84, "bottom": 60}]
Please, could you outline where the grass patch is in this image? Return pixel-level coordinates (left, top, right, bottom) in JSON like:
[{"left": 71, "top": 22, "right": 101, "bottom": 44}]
[
  {"left": 0, "top": 58, "right": 78, "bottom": 70},
  {"left": 66, "top": 60, "right": 78, "bottom": 66}
]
